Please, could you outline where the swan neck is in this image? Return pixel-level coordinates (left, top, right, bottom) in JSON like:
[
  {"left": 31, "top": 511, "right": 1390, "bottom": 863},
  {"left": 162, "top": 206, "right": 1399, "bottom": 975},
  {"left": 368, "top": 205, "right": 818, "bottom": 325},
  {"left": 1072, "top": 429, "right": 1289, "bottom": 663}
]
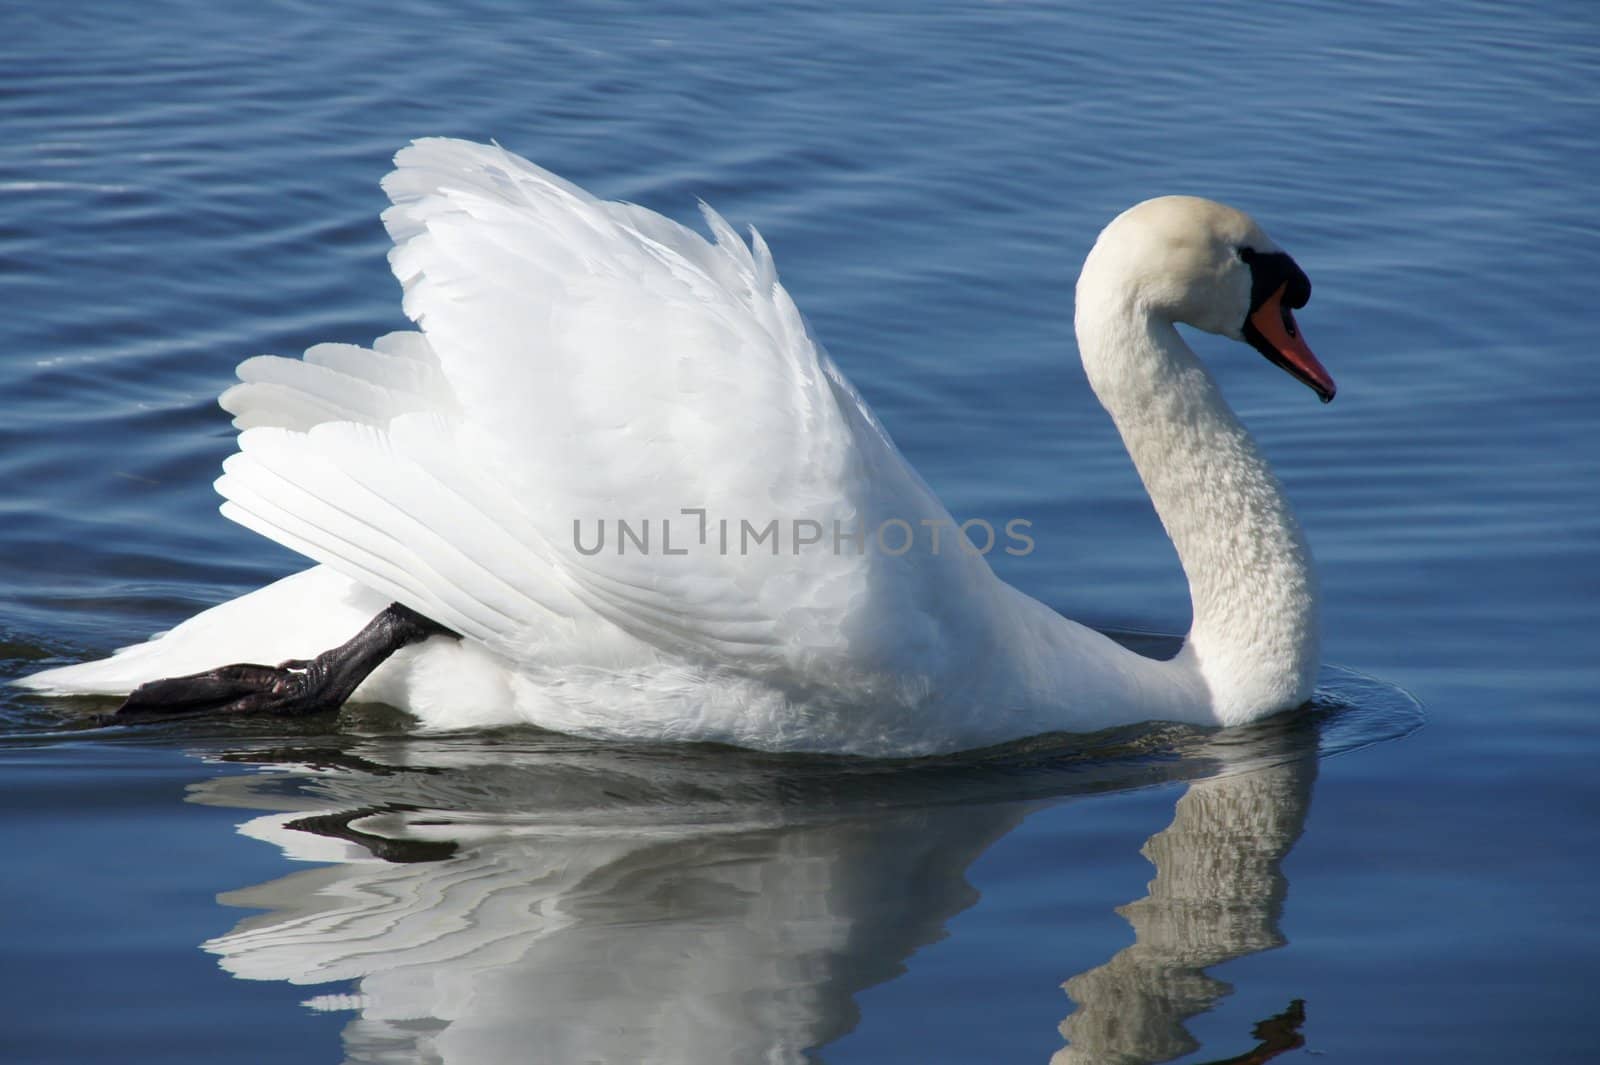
[{"left": 1075, "top": 292, "right": 1319, "bottom": 724}]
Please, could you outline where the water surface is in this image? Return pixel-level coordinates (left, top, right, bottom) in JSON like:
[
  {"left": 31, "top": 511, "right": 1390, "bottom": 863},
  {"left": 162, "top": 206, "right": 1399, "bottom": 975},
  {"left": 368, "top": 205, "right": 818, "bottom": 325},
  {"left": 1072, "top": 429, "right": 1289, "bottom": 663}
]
[{"left": 2, "top": 2, "right": 1597, "bottom": 1061}]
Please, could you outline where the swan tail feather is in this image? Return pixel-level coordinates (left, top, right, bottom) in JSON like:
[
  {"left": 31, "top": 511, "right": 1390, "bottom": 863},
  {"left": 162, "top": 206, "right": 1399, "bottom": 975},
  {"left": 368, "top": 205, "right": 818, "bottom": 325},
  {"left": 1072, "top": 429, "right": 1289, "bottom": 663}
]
[{"left": 15, "top": 567, "right": 388, "bottom": 696}]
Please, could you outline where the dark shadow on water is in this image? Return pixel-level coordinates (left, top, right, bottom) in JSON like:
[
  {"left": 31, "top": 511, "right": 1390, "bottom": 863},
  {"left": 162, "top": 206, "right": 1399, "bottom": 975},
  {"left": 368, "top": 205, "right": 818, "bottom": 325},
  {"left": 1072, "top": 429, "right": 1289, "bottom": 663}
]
[{"left": 1192, "top": 1000, "right": 1307, "bottom": 1065}]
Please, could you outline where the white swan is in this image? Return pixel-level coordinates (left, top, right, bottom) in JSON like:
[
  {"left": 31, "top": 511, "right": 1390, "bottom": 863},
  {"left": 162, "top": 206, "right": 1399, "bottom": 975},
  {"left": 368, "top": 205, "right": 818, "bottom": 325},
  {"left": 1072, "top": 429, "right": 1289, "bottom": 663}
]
[{"left": 19, "top": 139, "right": 1337, "bottom": 756}]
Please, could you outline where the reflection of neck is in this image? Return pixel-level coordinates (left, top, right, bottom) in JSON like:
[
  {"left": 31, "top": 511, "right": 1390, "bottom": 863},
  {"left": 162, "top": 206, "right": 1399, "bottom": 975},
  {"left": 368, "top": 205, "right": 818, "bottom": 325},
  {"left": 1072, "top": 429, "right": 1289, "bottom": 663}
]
[
  {"left": 1075, "top": 283, "right": 1321, "bottom": 723},
  {"left": 1052, "top": 757, "right": 1316, "bottom": 1065}
]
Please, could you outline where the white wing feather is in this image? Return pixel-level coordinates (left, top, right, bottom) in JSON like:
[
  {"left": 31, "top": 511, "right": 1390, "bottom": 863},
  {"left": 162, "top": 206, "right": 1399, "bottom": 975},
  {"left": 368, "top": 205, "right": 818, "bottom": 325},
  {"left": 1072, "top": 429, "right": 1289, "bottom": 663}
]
[{"left": 214, "top": 138, "right": 991, "bottom": 686}]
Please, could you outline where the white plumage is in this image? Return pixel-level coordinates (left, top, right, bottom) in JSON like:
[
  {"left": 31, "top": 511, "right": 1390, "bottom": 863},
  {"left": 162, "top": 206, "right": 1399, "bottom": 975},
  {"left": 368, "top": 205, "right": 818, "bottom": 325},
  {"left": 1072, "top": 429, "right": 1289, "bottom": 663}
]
[{"left": 20, "top": 141, "right": 1330, "bottom": 756}]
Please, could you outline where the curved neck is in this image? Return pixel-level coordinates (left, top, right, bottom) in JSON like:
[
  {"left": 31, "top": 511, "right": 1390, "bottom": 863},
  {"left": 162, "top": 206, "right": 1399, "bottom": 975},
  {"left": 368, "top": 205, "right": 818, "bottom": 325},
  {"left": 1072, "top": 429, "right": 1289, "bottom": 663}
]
[{"left": 1074, "top": 286, "right": 1320, "bottom": 724}]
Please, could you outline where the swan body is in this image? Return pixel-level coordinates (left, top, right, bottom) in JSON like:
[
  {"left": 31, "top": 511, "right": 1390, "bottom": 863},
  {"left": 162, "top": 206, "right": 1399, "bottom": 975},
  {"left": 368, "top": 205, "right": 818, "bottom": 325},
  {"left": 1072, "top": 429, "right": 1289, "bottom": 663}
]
[{"left": 20, "top": 140, "right": 1335, "bottom": 756}]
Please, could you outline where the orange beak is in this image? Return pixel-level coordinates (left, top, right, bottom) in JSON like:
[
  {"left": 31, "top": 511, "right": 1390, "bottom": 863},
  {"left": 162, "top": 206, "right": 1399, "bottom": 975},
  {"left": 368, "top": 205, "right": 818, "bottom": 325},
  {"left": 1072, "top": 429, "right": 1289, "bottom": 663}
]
[{"left": 1245, "top": 283, "right": 1337, "bottom": 403}]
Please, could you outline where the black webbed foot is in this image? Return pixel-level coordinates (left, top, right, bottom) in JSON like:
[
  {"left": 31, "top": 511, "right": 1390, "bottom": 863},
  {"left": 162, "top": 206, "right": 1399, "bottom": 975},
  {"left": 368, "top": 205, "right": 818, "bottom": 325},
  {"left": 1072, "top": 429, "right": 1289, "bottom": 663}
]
[
  {"left": 113, "top": 603, "right": 457, "bottom": 720},
  {"left": 116, "top": 662, "right": 325, "bottom": 717}
]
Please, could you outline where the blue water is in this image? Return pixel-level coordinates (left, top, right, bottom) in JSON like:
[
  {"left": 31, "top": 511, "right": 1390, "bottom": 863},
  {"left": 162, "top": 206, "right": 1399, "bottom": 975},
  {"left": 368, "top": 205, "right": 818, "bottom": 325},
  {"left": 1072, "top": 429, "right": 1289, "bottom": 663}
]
[{"left": 2, "top": 2, "right": 1597, "bottom": 1061}]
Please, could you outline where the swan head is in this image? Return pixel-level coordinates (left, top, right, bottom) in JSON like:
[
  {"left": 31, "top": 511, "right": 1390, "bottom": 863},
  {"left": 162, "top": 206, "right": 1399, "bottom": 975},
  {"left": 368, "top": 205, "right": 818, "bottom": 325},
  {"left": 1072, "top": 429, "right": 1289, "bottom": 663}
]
[{"left": 1079, "top": 195, "right": 1336, "bottom": 402}]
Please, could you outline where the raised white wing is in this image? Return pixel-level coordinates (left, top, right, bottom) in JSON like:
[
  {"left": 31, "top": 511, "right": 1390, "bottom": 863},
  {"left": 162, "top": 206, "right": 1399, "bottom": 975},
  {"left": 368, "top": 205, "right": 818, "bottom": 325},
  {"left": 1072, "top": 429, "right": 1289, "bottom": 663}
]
[{"left": 217, "top": 139, "right": 992, "bottom": 681}]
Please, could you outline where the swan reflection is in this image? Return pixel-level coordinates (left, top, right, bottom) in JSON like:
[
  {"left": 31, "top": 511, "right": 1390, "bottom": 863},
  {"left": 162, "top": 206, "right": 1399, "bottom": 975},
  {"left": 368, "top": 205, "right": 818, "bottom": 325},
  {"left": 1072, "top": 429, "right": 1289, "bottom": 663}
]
[
  {"left": 189, "top": 714, "right": 1325, "bottom": 1064},
  {"left": 1054, "top": 753, "right": 1315, "bottom": 1064}
]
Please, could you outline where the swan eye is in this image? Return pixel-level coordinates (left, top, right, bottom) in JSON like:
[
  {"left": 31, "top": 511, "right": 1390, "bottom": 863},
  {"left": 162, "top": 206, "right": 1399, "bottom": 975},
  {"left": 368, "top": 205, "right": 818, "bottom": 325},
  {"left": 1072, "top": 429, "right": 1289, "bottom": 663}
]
[{"left": 1237, "top": 247, "right": 1312, "bottom": 316}]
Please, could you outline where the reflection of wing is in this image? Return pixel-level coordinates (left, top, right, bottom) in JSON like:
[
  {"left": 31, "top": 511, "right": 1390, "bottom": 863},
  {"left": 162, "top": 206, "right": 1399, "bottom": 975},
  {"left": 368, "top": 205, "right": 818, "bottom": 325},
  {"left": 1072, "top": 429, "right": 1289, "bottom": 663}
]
[
  {"left": 1053, "top": 755, "right": 1317, "bottom": 1065},
  {"left": 194, "top": 746, "right": 1020, "bottom": 1065}
]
